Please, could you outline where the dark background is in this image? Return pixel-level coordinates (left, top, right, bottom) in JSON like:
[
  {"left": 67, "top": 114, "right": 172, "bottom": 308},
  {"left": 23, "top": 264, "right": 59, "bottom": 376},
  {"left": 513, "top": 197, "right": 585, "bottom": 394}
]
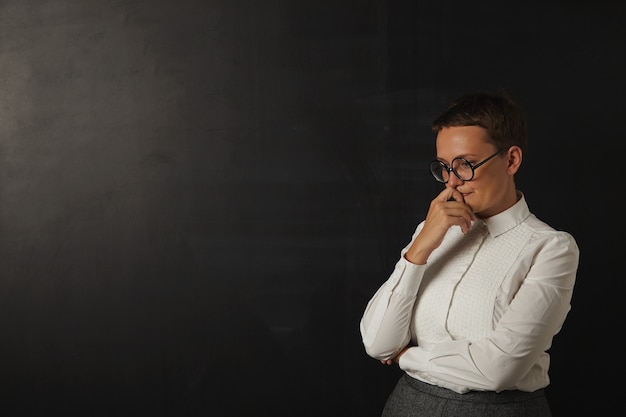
[{"left": 0, "top": 0, "right": 623, "bottom": 416}]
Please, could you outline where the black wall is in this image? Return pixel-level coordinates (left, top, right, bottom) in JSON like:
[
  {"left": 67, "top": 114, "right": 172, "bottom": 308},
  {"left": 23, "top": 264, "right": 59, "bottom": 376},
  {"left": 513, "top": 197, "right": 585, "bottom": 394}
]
[{"left": 1, "top": 1, "right": 623, "bottom": 416}]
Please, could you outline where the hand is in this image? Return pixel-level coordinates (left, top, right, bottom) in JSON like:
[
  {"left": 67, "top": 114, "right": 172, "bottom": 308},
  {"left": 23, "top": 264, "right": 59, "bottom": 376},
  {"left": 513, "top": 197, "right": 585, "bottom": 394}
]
[{"left": 404, "top": 188, "right": 476, "bottom": 264}]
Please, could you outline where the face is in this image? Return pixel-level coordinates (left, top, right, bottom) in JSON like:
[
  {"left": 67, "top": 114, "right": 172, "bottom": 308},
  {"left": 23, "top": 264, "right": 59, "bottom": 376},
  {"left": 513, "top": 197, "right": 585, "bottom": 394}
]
[{"left": 435, "top": 126, "right": 520, "bottom": 218}]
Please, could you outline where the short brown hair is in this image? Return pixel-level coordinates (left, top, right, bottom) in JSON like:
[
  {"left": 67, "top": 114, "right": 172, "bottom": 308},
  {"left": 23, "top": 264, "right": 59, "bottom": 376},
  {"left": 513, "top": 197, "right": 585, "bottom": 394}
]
[{"left": 431, "top": 91, "right": 528, "bottom": 154}]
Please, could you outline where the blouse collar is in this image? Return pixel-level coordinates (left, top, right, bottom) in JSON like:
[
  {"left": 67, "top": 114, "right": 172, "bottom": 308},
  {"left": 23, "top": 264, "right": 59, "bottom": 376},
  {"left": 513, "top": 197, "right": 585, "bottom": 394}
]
[{"left": 481, "top": 191, "right": 530, "bottom": 238}]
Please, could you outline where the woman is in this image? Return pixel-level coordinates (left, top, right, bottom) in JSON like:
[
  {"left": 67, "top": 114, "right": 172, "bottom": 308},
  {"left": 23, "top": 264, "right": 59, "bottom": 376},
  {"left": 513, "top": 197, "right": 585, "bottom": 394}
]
[{"left": 360, "top": 91, "right": 579, "bottom": 417}]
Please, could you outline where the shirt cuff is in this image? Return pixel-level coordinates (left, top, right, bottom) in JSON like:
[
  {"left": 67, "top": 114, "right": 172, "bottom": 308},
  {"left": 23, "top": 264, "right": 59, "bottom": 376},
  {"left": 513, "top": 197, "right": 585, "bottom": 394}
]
[
  {"left": 398, "top": 345, "right": 429, "bottom": 373},
  {"left": 391, "top": 258, "right": 424, "bottom": 295}
]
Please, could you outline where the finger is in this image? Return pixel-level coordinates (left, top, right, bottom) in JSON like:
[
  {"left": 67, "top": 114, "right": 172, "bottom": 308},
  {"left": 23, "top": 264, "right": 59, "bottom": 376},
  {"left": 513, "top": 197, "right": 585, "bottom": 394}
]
[
  {"left": 455, "top": 214, "right": 472, "bottom": 233},
  {"left": 441, "top": 188, "right": 464, "bottom": 203},
  {"left": 437, "top": 188, "right": 457, "bottom": 203},
  {"left": 457, "top": 216, "right": 465, "bottom": 231},
  {"left": 442, "top": 191, "right": 476, "bottom": 221}
]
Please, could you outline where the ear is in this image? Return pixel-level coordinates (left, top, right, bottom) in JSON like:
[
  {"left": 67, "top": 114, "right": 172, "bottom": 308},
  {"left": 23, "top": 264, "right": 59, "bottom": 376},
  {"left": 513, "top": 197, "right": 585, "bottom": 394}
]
[{"left": 506, "top": 146, "right": 522, "bottom": 175}]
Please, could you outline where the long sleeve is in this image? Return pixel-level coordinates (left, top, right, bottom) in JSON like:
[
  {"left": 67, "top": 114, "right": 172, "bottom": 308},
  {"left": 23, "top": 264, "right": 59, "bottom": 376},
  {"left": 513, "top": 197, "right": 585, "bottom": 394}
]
[
  {"left": 398, "top": 231, "right": 578, "bottom": 393},
  {"left": 359, "top": 196, "right": 580, "bottom": 394},
  {"left": 359, "top": 235, "right": 425, "bottom": 360}
]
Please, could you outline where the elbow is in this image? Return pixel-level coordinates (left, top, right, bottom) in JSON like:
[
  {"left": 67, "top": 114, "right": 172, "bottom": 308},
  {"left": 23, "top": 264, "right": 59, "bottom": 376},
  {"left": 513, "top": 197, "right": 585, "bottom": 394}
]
[
  {"left": 362, "top": 338, "right": 401, "bottom": 361},
  {"left": 481, "top": 362, "right": 530, "bottom": 392},
  {"left": 360, "top": 318, "right": 411, "bottom": 361},
  {"left": 362, "top": 341, "right": 388, "bottom": 360}
]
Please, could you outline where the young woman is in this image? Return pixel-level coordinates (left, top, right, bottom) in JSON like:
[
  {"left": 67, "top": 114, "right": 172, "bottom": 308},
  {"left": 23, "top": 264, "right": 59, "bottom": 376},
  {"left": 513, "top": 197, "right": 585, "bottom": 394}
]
[{"left": 360, "top": 91, "right": 579, "bottom": 417}]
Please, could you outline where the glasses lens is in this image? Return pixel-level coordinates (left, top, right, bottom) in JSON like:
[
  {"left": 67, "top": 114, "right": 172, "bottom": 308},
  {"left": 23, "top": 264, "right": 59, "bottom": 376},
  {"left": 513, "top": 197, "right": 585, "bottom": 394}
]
[
  {"left": 429, "top": 161, "right": 447, "bottom": 183},
  {"left": 451, "top": 158, "right": 474, "bottom": 181}
]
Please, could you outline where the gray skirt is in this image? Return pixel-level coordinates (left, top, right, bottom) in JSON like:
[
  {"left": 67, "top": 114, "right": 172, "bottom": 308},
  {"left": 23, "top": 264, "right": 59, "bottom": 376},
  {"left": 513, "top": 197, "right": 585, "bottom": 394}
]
[{"left": 381, "top": 373, "right": 552, "bottom": 417}]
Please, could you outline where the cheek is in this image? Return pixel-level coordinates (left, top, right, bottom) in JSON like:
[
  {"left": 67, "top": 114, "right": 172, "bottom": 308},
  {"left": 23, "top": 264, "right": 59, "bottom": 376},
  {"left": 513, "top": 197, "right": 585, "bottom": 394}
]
[{"left": 464, "top": 184, "right": 491, "bottom": 208}]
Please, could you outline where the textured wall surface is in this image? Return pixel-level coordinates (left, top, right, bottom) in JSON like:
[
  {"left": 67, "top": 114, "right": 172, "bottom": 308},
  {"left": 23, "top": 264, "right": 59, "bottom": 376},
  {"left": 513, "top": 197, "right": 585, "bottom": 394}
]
[{"left": 0, "top": 1, "right": 623, "bottom": 416}]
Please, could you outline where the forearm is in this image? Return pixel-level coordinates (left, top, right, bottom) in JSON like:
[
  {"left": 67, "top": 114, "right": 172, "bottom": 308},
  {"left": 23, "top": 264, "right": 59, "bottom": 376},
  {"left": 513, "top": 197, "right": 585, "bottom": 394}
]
[{"left": 360, "top": 258, "right": 425, "bottom": 359}]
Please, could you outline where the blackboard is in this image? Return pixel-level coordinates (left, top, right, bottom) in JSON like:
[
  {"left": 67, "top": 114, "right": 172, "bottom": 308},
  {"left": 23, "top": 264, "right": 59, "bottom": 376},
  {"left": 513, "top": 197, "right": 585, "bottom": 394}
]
[{"left": 1, "top": 1, "right": 623, "bottom": 415}]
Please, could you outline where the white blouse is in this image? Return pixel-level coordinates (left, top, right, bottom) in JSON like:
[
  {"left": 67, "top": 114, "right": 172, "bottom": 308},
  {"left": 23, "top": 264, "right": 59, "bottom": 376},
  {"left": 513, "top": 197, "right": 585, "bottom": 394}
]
[{"left": 360, "top": 194, "right": 579, "bottom": 394}]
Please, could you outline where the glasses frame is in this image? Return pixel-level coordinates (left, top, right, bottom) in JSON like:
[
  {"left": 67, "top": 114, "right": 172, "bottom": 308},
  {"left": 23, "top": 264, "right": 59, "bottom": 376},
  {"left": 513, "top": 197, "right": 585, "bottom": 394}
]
[{"left": 430, "top": 150, "right": 502, "bottom": 183}]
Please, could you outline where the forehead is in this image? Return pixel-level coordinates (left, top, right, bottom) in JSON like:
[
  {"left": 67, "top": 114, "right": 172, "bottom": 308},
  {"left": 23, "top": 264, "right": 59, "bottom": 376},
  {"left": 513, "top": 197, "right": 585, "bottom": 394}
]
[{"left": 435, "top": 126, "right": 492, "bottom": 158}]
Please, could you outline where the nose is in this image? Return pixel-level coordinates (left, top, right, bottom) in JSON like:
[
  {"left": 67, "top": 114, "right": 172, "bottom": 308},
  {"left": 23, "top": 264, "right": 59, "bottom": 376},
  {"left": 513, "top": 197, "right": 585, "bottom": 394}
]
[{"left": 447, "top": 171, "right": 464, "bottom": 187}]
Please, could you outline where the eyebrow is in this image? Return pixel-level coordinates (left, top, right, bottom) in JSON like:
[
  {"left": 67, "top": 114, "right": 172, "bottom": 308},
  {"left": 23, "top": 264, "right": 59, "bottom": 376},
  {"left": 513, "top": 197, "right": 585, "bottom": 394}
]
[{"left": 437, "top": 153, "right": 480, "bottom": 163}]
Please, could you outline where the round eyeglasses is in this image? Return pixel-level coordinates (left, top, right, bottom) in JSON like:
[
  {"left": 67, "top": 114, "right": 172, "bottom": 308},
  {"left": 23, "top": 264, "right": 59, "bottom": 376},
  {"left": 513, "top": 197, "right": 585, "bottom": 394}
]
[{"left": 429, "top": 150, "right": 501, "bottom": 183}]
